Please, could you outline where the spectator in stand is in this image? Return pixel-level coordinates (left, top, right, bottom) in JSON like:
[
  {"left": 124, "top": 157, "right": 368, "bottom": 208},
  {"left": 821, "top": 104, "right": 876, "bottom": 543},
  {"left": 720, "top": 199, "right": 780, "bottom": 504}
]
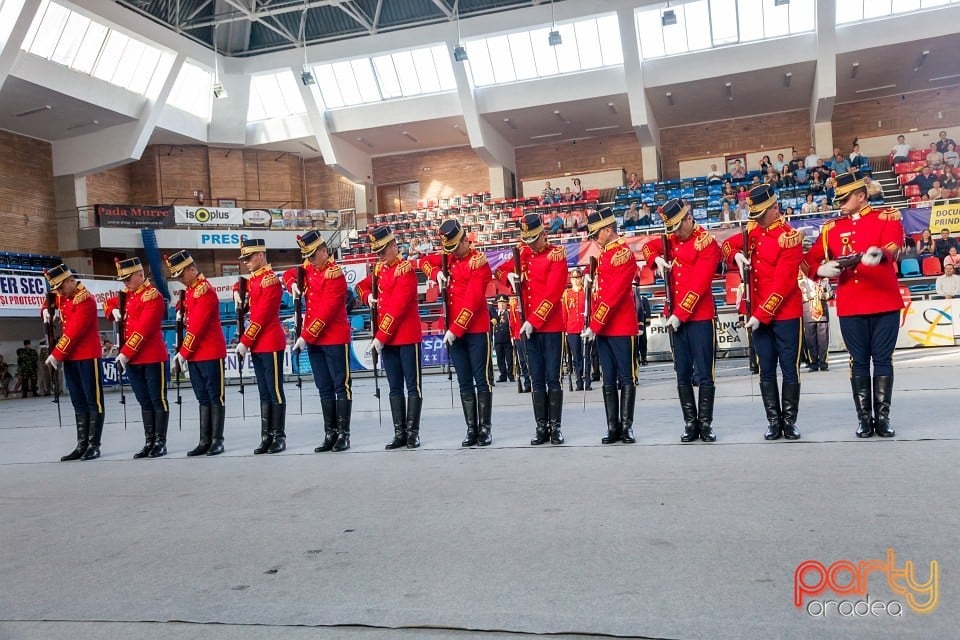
[
  {"left": 813, "top": 158, "right": 832, "bottom": 183},
  {"left": 735, "top": 199, "right": 750, "bottom": 221},
  {"left": 808, "top": 172, "right": 824, "bottom": 194},
  {"left": 627, "top": 172, "right": 641, "bottom": 190},
  {"left": 936, "top": 264, "right": 960, "bottom": 298},
  {"left": 416, "top": 234, "right": 434, "bottom": 255},
  {"left": 801, "top": 193, "right": 818, "bottom": 214},
  {"left": 707, "top": 164, "right": 724, "bottom": 182},
  {"left": 849, "top": 143, "right": 863, "bottom": 164},
  {"left": 730, "top": 159, "right": 746, "bottom": 180},
  {"left": 750, "top": 175, "right": 762, "bottom": 187},
  {"left": 719, "top": 200, "right": 735, "bottom": 228},
  {"left": 917, "top": 228, "right": 936, "bottom": 257},
  {"left": 940, "top": 166, "right": 958, "bottom": 196},
  {"left": 542, "top": 181, "right": 557, "bottom": 204},
  {"left": 805, "top": 146, "right": 819, "bottom": 171},
  {"left": 830, "top": 152, "right": 851, "bottom": 174},
  {"left": 890, "top": 135, "right": 911, "bottom": 164},
  {"left": 944, "top": 246, "right": 960, "bottom": 270},
  {"left": 764, "top": 167, "right": 781, "bottom": 187},
  {"left": 102, "top": 339, "right": 118, "bottom": 358},
  {"left": 774, "top": 153, "right": 786, "bottom": 174},
  {"left": 793, "top": 160, "right": 809, "bottom": 186},
  {"left": 936, "top": 130, "right": 956, "bottom": 154},
  {"left": 901, "top": 237, "right": 918, "bottom": 263},
  {"left": 564, "top": 209, "right": 584, "bottom": 233},
  {"left": 817, "top": 201, "right": 832, "bottom": 213},
  {"left": 942, "top": 142, "right": 959, "bottom": 170},
  {"left": 906, "top": 165, "right": 938, "bottom": 194},
  {"left": 622, "top": 203, "right": 640, "bottom": 230},
  {"left": 928, "top": 181, "right": 944, "bottom": 202},
  {"left": 759, "top": 155, "right": 772, "bottom": 173},
  {"left": 935, "top": 228, "right": 957, "bottom": 260},
  {"left": 561, "top": 186, "right": 574, "bottom": 202},
  {"left": 722, "top": 183, "right": 737, "bottom": 205},
  {"left": 637, "top": 203, "right": 653, "bottom": 226},
  {"left": 548, "top": 214, "right": 564, "bottom": 234},
  {"left": 784, "top": 206, "right": 796, "bottom": 217},
  {"left": 824, "top": 177, "right": 836, "bottom": 205},
  {"left": 736, "top": 184, "right": 749, "bottom": 202},
  {"left": 926, "top": 143, "right": 944, "bottom": 170},
  {"left": 863, "top": 175, "right": 884, "bottom": 202},
  {"left": 572, "top": 177, "right": 584, "bottom": 201}
]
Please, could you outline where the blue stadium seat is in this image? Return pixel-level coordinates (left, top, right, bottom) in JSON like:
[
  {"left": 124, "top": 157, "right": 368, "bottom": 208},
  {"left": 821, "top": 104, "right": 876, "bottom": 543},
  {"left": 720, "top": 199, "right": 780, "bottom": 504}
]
[{"left": 900, "top": 258, "right": 920, "bottom": 278}]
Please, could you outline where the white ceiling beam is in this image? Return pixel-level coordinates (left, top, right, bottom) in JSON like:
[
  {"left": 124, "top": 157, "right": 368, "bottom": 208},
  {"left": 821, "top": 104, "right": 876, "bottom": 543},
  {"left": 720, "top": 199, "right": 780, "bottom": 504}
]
[{"left": 0, "top": 0, "right": 43, "bottom": 96}]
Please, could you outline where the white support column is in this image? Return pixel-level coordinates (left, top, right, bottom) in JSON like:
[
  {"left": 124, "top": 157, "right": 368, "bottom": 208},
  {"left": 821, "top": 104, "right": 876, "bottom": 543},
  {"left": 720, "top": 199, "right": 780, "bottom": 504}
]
[
  {"left": 209, "top": 63, "right": 251, "bottom": 145},
  {"left": 618, "top": 7, "right": 660, "bottom": 182},
  {"left": 0, "top": 0, "right": 42, "bottom": 94},
  {"left": 811, "top": 0, "right": 837, "bottom": 156},
  {"left": 51, "top": 53, "right": 186, "bottom": 176}
]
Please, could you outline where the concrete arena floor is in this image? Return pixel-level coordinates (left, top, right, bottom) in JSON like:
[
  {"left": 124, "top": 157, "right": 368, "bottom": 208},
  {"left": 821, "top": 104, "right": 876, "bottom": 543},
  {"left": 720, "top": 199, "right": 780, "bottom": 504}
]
[{"left": 0, "top": 348, "right": 957, "bottom": 640}]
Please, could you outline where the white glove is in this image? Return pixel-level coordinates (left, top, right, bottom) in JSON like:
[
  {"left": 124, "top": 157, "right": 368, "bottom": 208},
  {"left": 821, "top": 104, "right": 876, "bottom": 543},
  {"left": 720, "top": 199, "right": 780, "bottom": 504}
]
[
  {"left": 175, "top": 309, "right": 183, "bottom": 322},
  {"left": 173, "top": 353, "right": 188, "bottom": 372},
  {"left": 816, "top": 261, "right": 841, "bottom": 278},
  {"left": 861, "top": 246, "right": 884, "bottom": 266},
  {"left": 367, "top": 295, "right": 377, "bottom": 309},
  {"left": 734, "top": 253, "right": 751, "bottom": 278},
  {"left": 110, "top": 308, "right": 122, "bottom": 323},
  {"left": 580, "top": 327, "right": 595, "bottom": 342},
  {"left": 236, "top": 342, "right": 249, "bottom": 359},
  {"left": 744, "top": 316, "right": 761, "bottom": 332},
  {"left": 507, "top": 272, "right": 521, "bottom": 289},
  {"left": 42, "top": 308, "right": 57, "bottom": 323},
  {"left": 666, "top": 314, "right": 682, "bottom": 331},
  {"left": 519, "top": 321, "right": 534, "bottom": 338},
  {"left": 290, "top": 282, "right": 301, "bottom": 297},
  {"left": 582, "top": 273, "right": 593, "bottom": 288},
  {"left": 293, "top": 337, "right": 307, "bottom": 352},
  {"left": 369, "top": 338, "right": 384, "bottom": 354},
  {"left": 443, "top": 330, "right": 457, "bottom": 346},
  {"left": 436, "top": 271, "right": 449, "bottom": 290},
  {"left": 116, "top": 353, "right": 129, "bottom": 370},
  {"left": 233, "top": 291, "right": 242, "bottom": 306},
  {"left": 654, "top": 256, "right": 671, "bottom": 277},
  {"left": 45, "top": 354, "right": 60, "bottom": 369}
]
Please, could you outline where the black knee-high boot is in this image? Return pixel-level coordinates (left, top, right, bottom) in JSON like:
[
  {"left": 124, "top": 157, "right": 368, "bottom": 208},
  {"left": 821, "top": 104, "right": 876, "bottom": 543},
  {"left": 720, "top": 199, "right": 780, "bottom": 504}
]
[
  {"left": 61, "top": 413, "right": 89, "bottom": 461},
  {"left": 206, "top": 405, "right": 225, "bottom": 455},
  {"left": 134, "top": 409, "right": 155, "bottom": 458},
  {"left": 267, "top": 404, "right": 287, "bottom": 453},
  {"left": 386, "top": 395, "right": 406, "bottom": 450},
  {"left": 187, "top": 406, "right": 212, "bottom": 456},
  {"left": 333, "top": 398, "right": 351, "bottom": 451},
  {"left": 406, "top": 395, "right": 422, "bottom": 448},
  {"left": 601, "top": 385, "right": 620, "bottom": 444},
  {"left": 148, "top": 410, "right": 168, "bottom": 457},
  {"left": 460, "top": 392, "right": 478, "bottom": 447}
]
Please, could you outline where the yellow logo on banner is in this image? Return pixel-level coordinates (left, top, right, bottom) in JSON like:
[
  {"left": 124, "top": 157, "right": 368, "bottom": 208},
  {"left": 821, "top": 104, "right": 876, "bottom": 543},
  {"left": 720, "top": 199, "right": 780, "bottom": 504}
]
[{"left": 928, "top": 203, "right": 960, "bottom": 233}]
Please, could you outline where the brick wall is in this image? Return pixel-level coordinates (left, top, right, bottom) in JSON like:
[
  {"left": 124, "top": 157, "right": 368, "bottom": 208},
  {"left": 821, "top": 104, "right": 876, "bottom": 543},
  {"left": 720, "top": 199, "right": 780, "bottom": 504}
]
[
  {"left": 372, "top": 146, "right": 488, "bottom": 203},
  {"left": 129, "top": 147, "right": 159, "bottom": 204},
  {"left": 832, "top": 86, "right": 960, "bottom": 148},
  {"left": 514, "top": 132, "right": 644, "bottom": 183},
  {"left": 86, "top": 165, "right": 131, "bottom": 204},
  {"left": 0, "top": 130, "right": 57, "bottom": 254},
  {"left": 304, "top": 158, "right": 356, "bottom": 211},
  {"left": 659, "top": 109, "right": 811, "bottom": 180}
]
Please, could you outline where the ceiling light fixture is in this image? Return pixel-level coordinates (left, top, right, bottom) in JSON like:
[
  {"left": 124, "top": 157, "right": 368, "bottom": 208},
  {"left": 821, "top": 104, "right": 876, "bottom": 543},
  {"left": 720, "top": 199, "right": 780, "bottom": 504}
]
[
  {"left": 356, "top": 136, "right": 374, "bottom": 148},
  {"left": 300, "top": 141, "right": 319, "bottom": 152},
  {"left": 212, "top": 23, "right": 227, "bottom": 99},
  {"left": 666, "top": 92, "right": 674, "bottom": 106},
  {"left": 929, "top": 73, "right": 960, "bottom": 83},
  {"left": 783, "top": 72, "right": 792, "bottom": 87},
  {"left": 553, "top": 109, "right": 570, "bottom": 125},
  {"left": 774, "top": 0, "right": 790, "bottom": 6},
  {"left": 402, "top": 131, "right": 418, "bottom": 143},
  {"left": 15, "top": 105, "right": 51, "bottom": 117},
  {"left": 854, "top": 84, "right": 896, "bottom": 94},
  {"left": 299, "top": 5, "right": 314, "bottom": 85},
  {"left": 851, "top": 61, "right": 859, "bottom": 79},
  {"left": 585, "top": 125, "right": 620, "bottom": 132},
  {"left": 548, "top": 0, "right": 561, "bottom": 46},
  {"left": 914, "top": 49, "right": 930, "bottom": 72},
  {"left": 66, "top": 119, "right": 99, "bottom": 131},
  {"left": 453, "top": 6, "right": 467, "bottom": 61},
  {"left": 662, "top": 2, "right": 677, "bottom": 27},
  {"left": 530, "top": 132, "right": 563, "bottom": 139},
  {"left": 607, "top": 102, "right": 617, "bottom": 114},
  {"left": 725, "top": 81, "right": 733, "bottom": 97},
  {"left": 503, "top": 117, "right": 517, "bottom": 130}
]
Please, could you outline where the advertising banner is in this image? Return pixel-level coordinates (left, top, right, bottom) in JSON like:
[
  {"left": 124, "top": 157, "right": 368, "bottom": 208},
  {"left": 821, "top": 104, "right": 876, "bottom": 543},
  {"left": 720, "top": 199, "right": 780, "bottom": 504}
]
[
  {"left": 241, "top": 209, "right": 273, "bottom": 228},
  {"left": 174, "top": 206, "right": 244, "bottom": 226},
  {"left": 928, "top": 202, "right": 960, "bottom": 234},
  {"left": 0, "top": 274, "right": 47, "bottom": 312},
  {"left": 96, "top": 204, "right": 173, "bottom": 228}
]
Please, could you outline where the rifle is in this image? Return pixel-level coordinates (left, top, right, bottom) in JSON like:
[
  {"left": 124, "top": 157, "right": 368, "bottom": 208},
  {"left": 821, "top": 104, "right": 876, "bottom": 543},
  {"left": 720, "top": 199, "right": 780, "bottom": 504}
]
[
  {"left": 582, "top": 256, "right": 597, "bottom": 410},
  {"left": 440, "top": 253, "right": 454, "bottom": 408},
  {"left": 175, "top": 289, "right": 185, "bottom": 431},
  {"left": 511, "top": 245, "right": 531, "bottom": 394},
  {"left": 561, "top": 329, "right": 573, "bottom": 391},
  {"left": 660, "top": 231, "right": 676, "bottom": 354},
  {"left": 236, "top": 275, "right": 247, "bottom": 419},
  {"left": 370, "top": 267, "right": 382, "bottom": 426},
  {"left": 44, "top": 291, "right": 61, "bottom": 429},
  {"left": 294, "top": 265, "right": 305, "bottom": 415},
  {"left": 117, "top": 290, "right": 127, "bottom": 430},
  {"left": 741, "top": 225, "right": 756, "bottom": 384}
]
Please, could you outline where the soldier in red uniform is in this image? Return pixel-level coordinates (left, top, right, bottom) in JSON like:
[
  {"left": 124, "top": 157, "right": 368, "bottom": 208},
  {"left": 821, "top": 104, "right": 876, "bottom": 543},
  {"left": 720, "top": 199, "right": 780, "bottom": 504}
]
[
  {"left": 105, "top": 258, "right": 170, "bottom": 458},
  {"left": 283, "top": 231, "right": 352, "bottom": 452},
  {"left": 237, "top": 239, "right": 288, "bottom": 454},
  {"left": 355, "top": 226, "right": 424, "bottom": 449},
  {"left": 581, "top": 207, "right": 639, "bottom": 445},
  {"left": 494, "top": 213, "right": 568, "bottom": 445},
  {"left": 43, "top": 264, "right": 105, "bottom": 461},
  {"left": 802, "top": 169, "right": 904, "bottom": 438},
  {"left": 561, "top": 268, "right": 589, "bottom": 391},
  {"left": 166, "top": 251, "right": 227, "bottom": 456},
  {"left": 721, "top": 184, "right": 804, "bottom": 440},
  {"left": 420, "top": 219, "right": 493, "bottom": 447},
  {"left": 642, "top": 199, "right": 722, "bottom": 442}
]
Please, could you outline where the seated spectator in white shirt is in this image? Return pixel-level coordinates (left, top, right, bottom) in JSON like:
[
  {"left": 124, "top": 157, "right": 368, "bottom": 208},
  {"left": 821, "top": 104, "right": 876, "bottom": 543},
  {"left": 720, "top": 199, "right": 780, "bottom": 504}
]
[
  {"left": 415, "top": 235, "right": 434, "bottom": 254},
  {"left": 773, "top": 153, "right": 786, "bottom": 174},
  {"left": 638, "top": 203, "right": 652, "bottom": 227},
  {"left": 926, "top": 143, "right": 945, "bottom": 170},
  {"left": 706, "top": 164, "right": 723, "bottom": 182},
  {"left": 730, "top": 160, "right": 746, "bottom": 180},
  {"left": 542, "top": 181, "right": 557, "bottom": 204},
  {"left": 622, "top": 203, "right": 640, "bottom": 230},
  {"left": 804, "top": 147, "right": 819, "bottom": 171},
  {"left": 849, "top": 143, "right": 863, "bottom": 163},
  {"left": 936, "top": 131, "right": 957, "bottom": 154},
  {"left": 572, "top": 178, "right": 584, "bottom": 201},
  {"left": 891, "top": 135, "right": 911, "bottom": 164},
  {"left": 928, "top": 181, "right": 944, "bottom": 202},
  {"left": 944, "top": 142, "right": 959, "bottom": 169},
  {"left": 863, "top": 175, "right": 883, "bottom": 201},
  {"left": 735, "top": 200, "right": 750, "bottom": 220},
  {"left": 801, "top": 193, "right": 818, "bottom": 214},
  {"left": 936, "top": 264, "right": 960, "bottom": 298},
  {"left": 719, "top": 201, "right": 735, "bottom": 228}
]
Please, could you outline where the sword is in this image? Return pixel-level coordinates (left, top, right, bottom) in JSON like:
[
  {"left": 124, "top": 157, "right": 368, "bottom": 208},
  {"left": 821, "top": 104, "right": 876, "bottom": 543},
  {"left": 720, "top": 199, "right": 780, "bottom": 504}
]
[{"left": 44, "top": 292, "right": 61, "bottom": 429}]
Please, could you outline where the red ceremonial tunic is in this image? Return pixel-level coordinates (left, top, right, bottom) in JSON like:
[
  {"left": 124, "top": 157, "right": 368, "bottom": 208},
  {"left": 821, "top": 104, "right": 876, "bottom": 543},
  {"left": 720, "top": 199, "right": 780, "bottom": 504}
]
[
  {"left": 641, "top": 225, "right": 721, "bottom": 322},
  {"left": 104, "top": 282, "right": 168, "bottom": 364},
  {"left": 589, "top": 237, "right": 639, "bottom": 336},
  {"left": 51, "top": 283, "right": 101, "bottom": 361},
  {"left": 721, "top": 218, "right": 804, "bottom": 323},
  {"left": 355, "top": 257, "right": 422, "bottom": 346},
  {"left": 493, "top": 243, "right": 568, "bottom": 333},
  {"left": 802, "top": 205, "right": 905, "bottom": 317},
  {"left": 179, "top": 275, "right": 226, "bottom": 361},
  {"left": 241, "top": 265, "right": 287, "bottom": 352},
  {"left": 561, "top": 287, "right": 586, "bottom": 334},
  {"left": 282, "top": 258, "right": 350, "bottom": 346},
  {"left": 420, "top": 249, "right": 492, "bottom": 337}
]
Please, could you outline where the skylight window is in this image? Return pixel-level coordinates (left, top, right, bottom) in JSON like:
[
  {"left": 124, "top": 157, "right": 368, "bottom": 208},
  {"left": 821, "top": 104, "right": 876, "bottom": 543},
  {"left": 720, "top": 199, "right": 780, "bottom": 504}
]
[
  {"left": 166, "top": 61, "right": 212, "bottom": 120},
  {"left": 247, "top": 70, "right": 308, "bottom": 122},
  {"left": 313, "top": 44, "right": 456, "bottom": 109},
  {"left": 837, "top": 0, "right": 960, "bottom": 24},
  {"left": 21, "top": 0, "right": 169, "bottom": 96},
  {"left": 464, "top": 14, "right": 623, "bottom": 88}
]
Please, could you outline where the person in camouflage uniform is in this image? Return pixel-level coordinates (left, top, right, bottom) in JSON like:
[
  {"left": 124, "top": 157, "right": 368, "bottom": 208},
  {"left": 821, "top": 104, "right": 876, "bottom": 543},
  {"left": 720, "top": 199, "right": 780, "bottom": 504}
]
[{"left": 16, "top": 340, "right": 39, "bottom": 398}]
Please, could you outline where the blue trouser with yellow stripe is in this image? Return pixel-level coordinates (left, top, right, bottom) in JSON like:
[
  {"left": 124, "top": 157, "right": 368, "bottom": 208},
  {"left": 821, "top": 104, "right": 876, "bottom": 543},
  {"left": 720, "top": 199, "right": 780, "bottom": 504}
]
[
  {"left": 597, "top": 335, "right": 637, "bottom": 387},
  {"left": 449, "top": 332, "right": 491, "bottom": 393},
  {"left": 306, "top": 344, "right": 350, "bottom": 401},
  {"left": 127, "top": 361, "right": 170, "bottom": 411},
  {"left": 188, "top": 359, "right": 225, "bottom": 407},
  {"left": 381, "top": 343, "right": 422, "bottom": 399},
  {"left": 63, "top": 358, "right": 103, "bottom": 415},
  {"left": 753, "top": 318, "right": 801, "bottom": 384},
  {"left": 252, "top": 351, "right": 288, "bottom": 404},
  {"left": 525, "top": 331, "right": 562, "bottom": 393},
  {"left": 674, "top": 320, "right": 716, "bottom": 387}
]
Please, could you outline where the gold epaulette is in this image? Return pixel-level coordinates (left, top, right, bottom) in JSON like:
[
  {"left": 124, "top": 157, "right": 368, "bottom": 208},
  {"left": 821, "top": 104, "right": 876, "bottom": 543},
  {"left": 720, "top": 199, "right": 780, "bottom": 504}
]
[
  {"left": 325, "top": 264, "right": 343, "bottom": 279},
  {"left": 73, "top": 288, "right": 90, "bottom": 304},
  {"left": 194, "top": 281, "right": 210, "bottom": 298},
  {"left": 261, "top": 272, "right": 280, "bottom": 287},
  {"left": 469, "top": 252, "right": 487, "bottom": 269},
  {"left": 395, "top": 260, "right": 412, "bottom": 276},
  {"left": 821, "top": 220, "right": 836, "bottom": 234},
  {"left": 142, "top": 287, "right": 160, "bottom": 302},
  {"left": 746, "top": 221, "right": 758, "bottom": 232},
  {"left": 694, "top": 229, "right": 714, "bottom": 252},
  {"left": 878, "top": 209, "right": 902, "bottom": 222},
  {"left": 611, "top": 246, "right": 633, "bottom": 267},
  {"left": 549, "top": 245, "right": 566, "bottom": 262},
  {"left": 779, "top": 228, "right": 803, "bottom": 249}
]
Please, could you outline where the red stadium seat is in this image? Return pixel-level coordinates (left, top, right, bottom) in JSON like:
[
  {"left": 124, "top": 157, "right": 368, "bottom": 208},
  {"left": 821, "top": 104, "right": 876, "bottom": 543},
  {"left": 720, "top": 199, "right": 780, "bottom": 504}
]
[
  {"left": 908, "top": 150, "right": 925, "bottom": 162},
  {"left": 636, "top": 264, "right": 655, "bottom": 285},
  {"left": 909, "top": 196, "right": 922, "bottom": 204},
  {"left": 894, "top": 163, "right": 914, "bottom": 175},
  {"left": 904, "top": 185, "right": 921, "bottom": 197},
  {"left": 922, "top": 256, "right": 942, "bottom": 276}
]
